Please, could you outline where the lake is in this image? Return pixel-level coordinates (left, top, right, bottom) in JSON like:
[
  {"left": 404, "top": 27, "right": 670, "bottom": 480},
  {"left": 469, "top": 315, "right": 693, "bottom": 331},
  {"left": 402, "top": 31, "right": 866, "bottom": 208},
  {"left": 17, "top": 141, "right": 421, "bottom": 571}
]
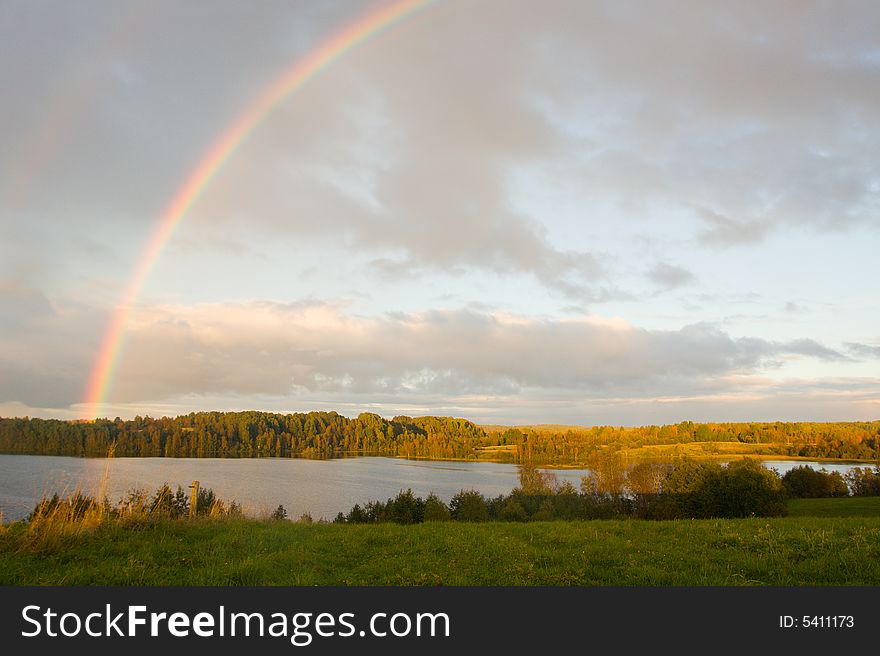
[{"left": 0, "top": 455, "right": 869, "bottom": 521}]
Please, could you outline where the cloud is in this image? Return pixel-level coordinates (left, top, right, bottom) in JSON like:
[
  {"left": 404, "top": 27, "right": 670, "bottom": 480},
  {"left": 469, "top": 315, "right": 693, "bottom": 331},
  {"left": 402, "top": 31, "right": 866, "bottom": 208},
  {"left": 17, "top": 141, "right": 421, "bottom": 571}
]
[
  {"left": 97, "top": 301, "right": 850, "bottom": 404},
  {"left": 646, "top": 263, "right": 695, "bottom": 289},
  {"left": 781, "top": 338, "right": 849, "bottom": 362},
  {"left": 694, "top": 207, "right": 771, "bottom": 246},
  {"left": 0, "top": 282, "right": 106, "bottom": 408},
  {"left": 5, "top": 1, "right": 878, "bottom": 301},
  {"left": 166, "top": 0, "right": 880, "bottom": 302},
  {"left": 2, "top": 2, "right": 878, "bottom": 423},
  {"left": 845, "top": 342, "right": 880, "bottom": 359},
  {"left": 0, "top": 280, "right": 54, "bottom": 333},
  {"left": 0, "top": 291, "right": 868, "bottom": 422}
]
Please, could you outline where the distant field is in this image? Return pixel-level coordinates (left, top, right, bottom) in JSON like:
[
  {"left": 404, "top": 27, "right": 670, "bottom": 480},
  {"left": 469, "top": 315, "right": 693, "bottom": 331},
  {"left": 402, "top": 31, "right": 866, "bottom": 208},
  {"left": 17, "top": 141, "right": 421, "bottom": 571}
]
[
  {"left": 476, "top": 438, "right": 874, "bottom": 465},
  {"left": 481, "top": 424, "right": 592, "bottom": 433},
  {"left": 787, "top": 496, "right": 880, "bottom": 518},
  {"left": 2, "top": 513, "right": 878, "bottom": 586}
]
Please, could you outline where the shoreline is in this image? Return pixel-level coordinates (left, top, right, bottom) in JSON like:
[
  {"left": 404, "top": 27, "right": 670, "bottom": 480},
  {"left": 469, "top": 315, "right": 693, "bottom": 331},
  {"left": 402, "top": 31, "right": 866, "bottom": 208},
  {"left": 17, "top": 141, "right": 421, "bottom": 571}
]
[{"left": 0, "top": 450, "right": 875, "bottom": 468}]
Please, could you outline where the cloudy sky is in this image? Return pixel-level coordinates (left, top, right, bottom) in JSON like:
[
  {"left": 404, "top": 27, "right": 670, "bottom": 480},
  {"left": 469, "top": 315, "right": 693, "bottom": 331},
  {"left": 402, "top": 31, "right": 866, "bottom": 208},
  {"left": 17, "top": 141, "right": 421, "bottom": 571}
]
[{"left": 1, "top": 0, "right": 878, "bottom": 424}]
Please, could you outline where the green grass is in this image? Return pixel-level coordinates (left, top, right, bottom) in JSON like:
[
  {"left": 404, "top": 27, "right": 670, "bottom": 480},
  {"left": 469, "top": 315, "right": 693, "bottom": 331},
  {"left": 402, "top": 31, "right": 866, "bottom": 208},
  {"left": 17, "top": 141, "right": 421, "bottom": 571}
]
[
  {"left": 787, "top": 496, "right": 880, "bottom": 518},
  {"left": 2, "top": 514, "right": 879, "bottom": 586}
]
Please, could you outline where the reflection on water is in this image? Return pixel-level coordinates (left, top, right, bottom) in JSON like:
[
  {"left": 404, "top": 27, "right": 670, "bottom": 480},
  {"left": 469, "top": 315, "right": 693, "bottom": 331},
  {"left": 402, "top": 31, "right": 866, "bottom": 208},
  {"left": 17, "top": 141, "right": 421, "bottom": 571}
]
[
  {"left": 0, "top": 455, "right": 870, "bottom": 521},
  {"left": 0, "top": 455, "right": 590, "bottom": 521}
]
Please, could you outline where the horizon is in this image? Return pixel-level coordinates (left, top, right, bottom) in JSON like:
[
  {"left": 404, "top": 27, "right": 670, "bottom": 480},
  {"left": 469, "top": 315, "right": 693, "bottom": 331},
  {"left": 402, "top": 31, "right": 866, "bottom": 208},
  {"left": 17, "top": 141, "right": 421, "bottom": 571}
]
[{"left": 2, "top": 1, "right": 879, "bottom": 425}]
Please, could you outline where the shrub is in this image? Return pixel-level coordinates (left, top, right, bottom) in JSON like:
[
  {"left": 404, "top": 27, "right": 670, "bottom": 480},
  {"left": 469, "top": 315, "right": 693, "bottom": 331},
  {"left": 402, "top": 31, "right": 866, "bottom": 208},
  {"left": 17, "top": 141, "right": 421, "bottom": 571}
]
[
  {"left": 387, "top": 489, "right": 424, "bottom": 524},
  {"left": 499, "top": 498, "right": 528, "bottom": 522},
  {"left": 712, "top": 459, "right": 787, "bottom": 517},
  {"left": 423, "top": 493, "right": 451, "bottom": 522},
  {"left": 343, "top": 503, "right": 368, "bottom": 523},
  {"left": 450, "top": 490, "right": 489, "bottom": 522},
  {"left": 782, "top": 466, "right": 849, "bottom": 498},
  {"left": 531, "top": 499, "right": 556, "bottom": 522},
  {"left": 649, "top": 459, "right": 786, "bottom": 518},
  {"left": 150, "top": 484, "right": 189, "bottom": 517}
]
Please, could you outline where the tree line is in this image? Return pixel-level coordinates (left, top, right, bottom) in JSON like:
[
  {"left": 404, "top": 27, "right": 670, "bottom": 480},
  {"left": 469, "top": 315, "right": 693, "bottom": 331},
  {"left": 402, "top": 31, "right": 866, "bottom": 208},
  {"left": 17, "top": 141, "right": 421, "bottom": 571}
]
[
  {"left": 334, "top": 459, "right": 790, "bottom": 523},
  {"left": 333, "top": 460, "right": 880, "bottom": 525},
  {"left": 0, "top": 411, "right": 483, "bottom": 459},
  {"left": 0, "top": 412, "right": 878, "bottom": 463},
  {"left": 493, "top": 421, "right": 880, "bottom": 462}
]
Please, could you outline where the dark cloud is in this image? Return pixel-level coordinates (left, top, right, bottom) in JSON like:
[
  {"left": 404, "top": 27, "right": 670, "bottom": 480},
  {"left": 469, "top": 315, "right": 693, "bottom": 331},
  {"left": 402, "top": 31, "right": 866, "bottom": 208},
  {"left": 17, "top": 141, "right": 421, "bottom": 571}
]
[{"left": 0, "top": 360, "right": 82, "bottom": 409}]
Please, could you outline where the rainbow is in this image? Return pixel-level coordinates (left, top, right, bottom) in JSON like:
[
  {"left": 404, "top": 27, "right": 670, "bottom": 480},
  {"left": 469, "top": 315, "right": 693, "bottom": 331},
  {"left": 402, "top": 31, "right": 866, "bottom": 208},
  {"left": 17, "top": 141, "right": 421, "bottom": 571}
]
[{"left": 83, "top": 0, "right": 436, "bottom": 418}]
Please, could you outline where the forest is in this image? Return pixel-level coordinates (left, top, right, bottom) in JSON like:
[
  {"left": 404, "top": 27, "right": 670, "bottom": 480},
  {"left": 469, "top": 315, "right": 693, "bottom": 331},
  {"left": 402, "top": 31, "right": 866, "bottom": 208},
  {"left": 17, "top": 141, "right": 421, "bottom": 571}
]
[{"left": 0, "top": 411, "right": 878, "bottom": 463}]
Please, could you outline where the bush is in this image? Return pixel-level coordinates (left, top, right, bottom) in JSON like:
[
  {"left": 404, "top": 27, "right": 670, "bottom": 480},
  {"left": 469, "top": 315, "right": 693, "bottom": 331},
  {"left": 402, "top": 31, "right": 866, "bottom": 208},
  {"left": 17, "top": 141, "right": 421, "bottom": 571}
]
[
  {"left": 531, "top": 499, "right": 556, "bottom": 522},
  {"left": 648, "top": 458, "right": 786, "bottom": 518},
  {"left": 782, "top": 466, "right": 849, "bottom": 498},
  {"left": 713, "top": 459, "right": 787, "bottom": 517},
  {"left": 150, "top": 484, "right": 189, "bottom": 517},
  {"left": 450, "top": 490, "right": 489, "bottom": 522},
  {"left": 499, "top": 498, "right": 528, "bottom": 522},
  {"left": 387, "top": 489, "right": 424, "bottom": 524},
  {"left": 332, "top": 459, "right": 791, "bottom": 524},
  {"left": 271, "top": 504, "right": 288, "bottom": 521},
  {"left": 423, "top": 493, "right": 451, "bottom": 522},
  {"left": 195, "top": 487, "right": 217, "bottom": 515}
]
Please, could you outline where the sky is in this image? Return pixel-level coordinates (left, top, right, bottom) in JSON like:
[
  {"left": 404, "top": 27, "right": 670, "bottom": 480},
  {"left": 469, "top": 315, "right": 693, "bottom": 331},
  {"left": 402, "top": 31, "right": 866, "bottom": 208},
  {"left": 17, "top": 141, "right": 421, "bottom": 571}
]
[{"left": 1, "top": 0, "right": 878, "bottom": 425}]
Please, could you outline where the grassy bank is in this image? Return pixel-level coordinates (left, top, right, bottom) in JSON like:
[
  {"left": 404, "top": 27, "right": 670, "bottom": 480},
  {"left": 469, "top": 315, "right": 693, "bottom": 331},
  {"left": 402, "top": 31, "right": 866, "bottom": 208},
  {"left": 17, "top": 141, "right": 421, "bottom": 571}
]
[{"left": 2, "top": 506, "right": 878, "bottom": 586}]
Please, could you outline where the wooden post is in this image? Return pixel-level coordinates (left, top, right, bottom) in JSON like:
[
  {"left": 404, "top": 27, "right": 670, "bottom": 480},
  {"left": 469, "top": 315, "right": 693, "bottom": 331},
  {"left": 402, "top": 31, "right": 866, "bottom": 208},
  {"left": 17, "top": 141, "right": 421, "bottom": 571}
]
[{"left": 189, "top": 480, "right": 199, "bottom": 519}]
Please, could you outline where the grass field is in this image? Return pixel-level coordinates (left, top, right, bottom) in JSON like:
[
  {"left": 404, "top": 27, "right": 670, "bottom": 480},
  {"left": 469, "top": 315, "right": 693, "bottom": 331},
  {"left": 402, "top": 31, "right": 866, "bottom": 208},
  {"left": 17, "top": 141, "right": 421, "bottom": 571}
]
[
  {"left": 1, "top": 497, "right": 878, "bottom": 586},
  {"left": 787, "top": 496, "right": 880, "bottom": 518}
]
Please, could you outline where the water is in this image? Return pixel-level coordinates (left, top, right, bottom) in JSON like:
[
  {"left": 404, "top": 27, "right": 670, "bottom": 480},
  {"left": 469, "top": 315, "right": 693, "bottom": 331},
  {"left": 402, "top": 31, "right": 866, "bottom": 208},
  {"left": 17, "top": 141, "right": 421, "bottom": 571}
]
[
  {"left": 0, "top": 455, "right": 591, "bottom": 521},
  {"left": 757, "top": 460, "right": 864, "bottom": 477},
  {"left": 0, "top": 455, "right": 870, "bottom": 522}
]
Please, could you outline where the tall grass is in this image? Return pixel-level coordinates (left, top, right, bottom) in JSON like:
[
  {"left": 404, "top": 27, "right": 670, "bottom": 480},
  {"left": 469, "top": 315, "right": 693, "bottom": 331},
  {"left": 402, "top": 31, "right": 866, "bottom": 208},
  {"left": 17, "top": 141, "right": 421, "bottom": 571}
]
[
  {"left": 24, "top": 492, "right": 107, "bottom": 551},
  {"left": 18, "top": 472, "right": 244, "bottom": 553},
  {"left": 23, "top": 448, "right": 114, "bottom": 551}
]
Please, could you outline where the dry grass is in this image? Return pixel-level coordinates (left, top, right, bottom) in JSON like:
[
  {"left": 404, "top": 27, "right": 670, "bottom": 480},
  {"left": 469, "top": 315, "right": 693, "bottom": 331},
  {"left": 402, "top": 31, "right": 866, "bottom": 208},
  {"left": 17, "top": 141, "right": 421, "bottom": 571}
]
[
  {"left": 23, "top": 494, "right": 107, "bottom": 552},
  {"left": 18, "top": 444, "right": 116, "bottom": 551}
]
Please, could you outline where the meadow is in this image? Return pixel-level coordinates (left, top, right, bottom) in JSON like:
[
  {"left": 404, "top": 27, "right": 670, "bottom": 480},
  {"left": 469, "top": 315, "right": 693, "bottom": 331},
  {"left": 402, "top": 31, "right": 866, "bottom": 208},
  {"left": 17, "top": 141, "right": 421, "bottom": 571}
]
[{"left": 1, "top": 497, "right": 878, "bottom": 586}]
